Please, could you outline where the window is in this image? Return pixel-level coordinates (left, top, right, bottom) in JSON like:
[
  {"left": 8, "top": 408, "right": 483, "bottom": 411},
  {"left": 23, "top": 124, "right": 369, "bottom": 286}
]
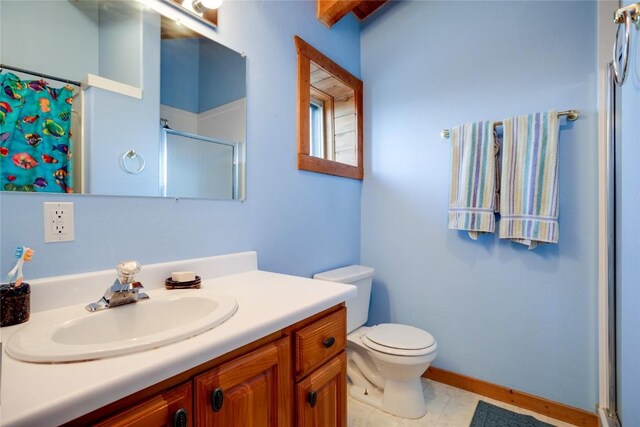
[{"left": 310, "top": 99, "right": 325, "bottom": 158}]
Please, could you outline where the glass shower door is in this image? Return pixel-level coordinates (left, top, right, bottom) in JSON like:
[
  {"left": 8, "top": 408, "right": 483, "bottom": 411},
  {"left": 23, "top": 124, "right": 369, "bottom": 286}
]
[{"left": 612, "top": 2, "right": 640, "bottom": 425}]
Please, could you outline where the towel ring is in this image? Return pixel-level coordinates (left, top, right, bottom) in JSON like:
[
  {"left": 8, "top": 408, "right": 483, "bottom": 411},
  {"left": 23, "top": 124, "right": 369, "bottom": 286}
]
[
  {"left": 612, "top": 9, "right": 632, "bottom": 86},
  {"left": 120, "top": 150, "right": 145, "bottom": 174}
]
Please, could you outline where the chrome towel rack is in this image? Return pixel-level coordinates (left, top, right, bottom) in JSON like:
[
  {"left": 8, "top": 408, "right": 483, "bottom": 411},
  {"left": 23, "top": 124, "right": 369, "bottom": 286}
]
[
  {"left": 612, "top": 2, "right": 639, "bottom": 86},
  {"left": 440, "top": 109, "right": 580, "bottom": 139}
]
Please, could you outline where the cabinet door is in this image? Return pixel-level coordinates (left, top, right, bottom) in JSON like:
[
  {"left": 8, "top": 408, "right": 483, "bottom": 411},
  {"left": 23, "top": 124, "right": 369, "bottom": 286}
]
[
  {"left": 94, "top": 382, "right": 192, "bottom": 427},
  {"left": 194, "top": 337, "right": 292, "bottom": 426},
  {"left": 296, "top": 352, "right": 347, "bottom": 427}
]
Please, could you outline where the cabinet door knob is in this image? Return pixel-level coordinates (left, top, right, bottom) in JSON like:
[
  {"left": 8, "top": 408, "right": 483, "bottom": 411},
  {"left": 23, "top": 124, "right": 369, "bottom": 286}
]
[
  {"left": 308, "top": 390, "right": 318, "bottom": 408},
  {"left": 173, "top": 408, "right": 188, "bottom": 427},
  {"left": 210, "top": 387, "right": 224, "bottom": 412},
  {"left": 323, "top": 336, "right": 336, "bottom": 348}
]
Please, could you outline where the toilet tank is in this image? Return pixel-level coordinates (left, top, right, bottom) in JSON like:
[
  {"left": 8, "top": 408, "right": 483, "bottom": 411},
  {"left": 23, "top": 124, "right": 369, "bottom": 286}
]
[{"left": 313, "top": 265, "right": 374, "bottom": 333}]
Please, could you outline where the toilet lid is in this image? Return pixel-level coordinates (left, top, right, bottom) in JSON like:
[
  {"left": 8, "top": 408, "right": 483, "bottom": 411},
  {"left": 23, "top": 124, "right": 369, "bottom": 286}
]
[{"left": 364, "top": 324, "right": 435, "bottom": 351}]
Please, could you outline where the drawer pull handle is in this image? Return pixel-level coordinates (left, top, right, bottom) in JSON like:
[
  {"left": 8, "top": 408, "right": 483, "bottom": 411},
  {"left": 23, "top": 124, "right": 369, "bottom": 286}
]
[
  {"left": 210, "top": 387, "right": 224, "bottom": 412},
  {"left": 173, "top": 408, "right": 188, "bottom": 427},
  {"left": 308, "top": 390, "right": 318, "bottom": 408},
  {"left": 323, "top": 336, "right": 336, "bottom": 348}
]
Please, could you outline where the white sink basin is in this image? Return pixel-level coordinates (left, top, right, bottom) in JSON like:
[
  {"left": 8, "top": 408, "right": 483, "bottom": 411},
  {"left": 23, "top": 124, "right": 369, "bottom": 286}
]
[{"left": 5, "top": 288, "right": 237, "bottom": 363}]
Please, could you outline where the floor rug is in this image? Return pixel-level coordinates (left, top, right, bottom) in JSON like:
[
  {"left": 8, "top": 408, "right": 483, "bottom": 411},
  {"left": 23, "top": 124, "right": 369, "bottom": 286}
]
[{"left": 469, "top": 400, "right": 554, "bottom": 427}]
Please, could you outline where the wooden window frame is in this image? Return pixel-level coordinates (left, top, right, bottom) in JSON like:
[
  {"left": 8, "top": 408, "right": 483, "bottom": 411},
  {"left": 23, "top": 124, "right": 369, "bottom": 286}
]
[{"left": 295, "top": 35, "right": 364, "bottom": 180}]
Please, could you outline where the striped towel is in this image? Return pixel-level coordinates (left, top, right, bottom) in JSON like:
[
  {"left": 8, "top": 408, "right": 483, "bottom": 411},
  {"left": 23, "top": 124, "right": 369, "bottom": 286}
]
[
  {"left": 448, "top": 121, "right": 497, "bottom": 240},
  {"left": 499, "top": 111, "right": 560, "bottom": 249}
]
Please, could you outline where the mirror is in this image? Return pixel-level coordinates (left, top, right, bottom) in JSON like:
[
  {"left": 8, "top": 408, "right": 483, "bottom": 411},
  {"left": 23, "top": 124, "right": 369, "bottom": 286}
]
[
  {"left": 295, "top": 36, "right": 363, "bottom": 180},
  {"left": 0, "top": 0, "right": 246, "bottom": 200}
]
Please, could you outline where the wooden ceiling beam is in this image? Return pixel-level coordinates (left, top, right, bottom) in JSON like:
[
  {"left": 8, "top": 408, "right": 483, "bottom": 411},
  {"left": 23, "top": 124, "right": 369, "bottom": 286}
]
[
  {"left": 317, "top": 0, "right": 362, "bottom": 28},
  {"left": 352, "top": 0, "right": 387, "bottom": 20},
  {"left": 317, "top": 0, "right": 389, "bottom": 28}
]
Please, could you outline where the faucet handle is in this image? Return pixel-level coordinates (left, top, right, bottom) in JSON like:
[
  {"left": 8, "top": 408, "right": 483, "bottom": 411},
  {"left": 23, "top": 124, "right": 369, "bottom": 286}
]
[{"left": 116, "top": 260, "right": 141, "bottom": 284}]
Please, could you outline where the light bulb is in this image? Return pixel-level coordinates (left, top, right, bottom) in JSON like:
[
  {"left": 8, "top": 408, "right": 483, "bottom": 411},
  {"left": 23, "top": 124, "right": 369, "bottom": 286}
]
[
  {"left": 191, "top": 0, "right": 222, "bottom": 14},
  {"left": 200, "top": 0, "right": 223, "bottom": 9},
  {"left": 181, "top": 0, "right": 201, "bottom": 15}
]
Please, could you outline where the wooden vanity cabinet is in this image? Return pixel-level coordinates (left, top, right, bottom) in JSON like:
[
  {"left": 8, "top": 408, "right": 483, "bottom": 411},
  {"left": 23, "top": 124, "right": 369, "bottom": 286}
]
[
  {"left": 194, "top": 337, "right": 292, "bottom": 426},
  {"left": 73, "top": 305, "right": 347, "bottom": 427},
  {"left": 296, "top": 352, "right": 347, "bottom": 427},
  {"left": 94, "top": 382, "right": 192, "bottom": 427},
  {"left": 293, "top": 307, "right": 347, "bottom": 427},
  {"left": 294, "top": 308, "right": 346, "bottom": 378}
]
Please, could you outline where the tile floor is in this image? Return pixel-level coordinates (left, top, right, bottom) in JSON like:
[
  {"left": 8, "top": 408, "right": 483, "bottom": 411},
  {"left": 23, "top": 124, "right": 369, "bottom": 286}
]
[{"left": 347, "top": 379, "right": 577, "bottom": 427}]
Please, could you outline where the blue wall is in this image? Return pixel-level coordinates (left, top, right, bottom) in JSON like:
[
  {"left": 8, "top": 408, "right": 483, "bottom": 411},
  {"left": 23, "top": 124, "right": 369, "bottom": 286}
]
[
  {"left": 618, "top": 1, "right": 640, "bottom": 424},
  {"left": 99, "top": 2, "right": 142, "bottom": 88},
  {"left": 360, "top": 1, "right": 598, "bottom": 411},
  {"left": 161, "top": 38, "right": 247, "bottom": 112},
  {"left": 0, "top": 1, "right": 99, "bottom": 81},
  {"left": 0, "top": 1, "right": 361, "bottom": 280},
  {"left": 161, "top": 38, "right": 200, "bottom": 113},
  {"left": 198, "top": 39, "right": 247, "bottom": 111},
  {"left": 86, "top": 8, "right": 161, "bottom": 197}
]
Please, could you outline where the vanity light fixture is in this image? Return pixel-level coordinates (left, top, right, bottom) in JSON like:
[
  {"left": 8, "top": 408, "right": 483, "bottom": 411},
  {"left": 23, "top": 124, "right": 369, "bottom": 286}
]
[
  {"left": 192, "top": 0, "right": 223, "bottom": 13},
  {"left": 180, "top": 0, "right": 199, "bottom": 15},
  {"left": 170, "top": 0, "right": 219, "bottom": 27},
  {"left": 183, "top": 0, "right": 222, "bottom": 15}
]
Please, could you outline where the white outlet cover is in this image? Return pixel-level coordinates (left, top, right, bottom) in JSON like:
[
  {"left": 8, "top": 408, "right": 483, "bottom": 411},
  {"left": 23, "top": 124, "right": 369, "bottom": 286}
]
[{"left": 43, "top": 202, "right": 74, "bottom": 243}]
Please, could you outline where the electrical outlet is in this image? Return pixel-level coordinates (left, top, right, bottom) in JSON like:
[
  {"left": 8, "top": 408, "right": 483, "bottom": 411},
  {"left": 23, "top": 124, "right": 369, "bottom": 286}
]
[{"left": 43, "top": 202, "right": 74, "bottom": 243}]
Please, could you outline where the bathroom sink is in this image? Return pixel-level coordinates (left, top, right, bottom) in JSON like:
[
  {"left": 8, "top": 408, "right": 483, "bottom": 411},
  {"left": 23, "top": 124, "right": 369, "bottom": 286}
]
[{"left": 5, "top": 288, "right": 237, "bottom": 363}]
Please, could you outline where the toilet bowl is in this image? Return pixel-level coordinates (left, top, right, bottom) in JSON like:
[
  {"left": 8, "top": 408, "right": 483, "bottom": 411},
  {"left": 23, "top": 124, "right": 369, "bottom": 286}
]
[
  {"left": 314, "top": 265, "right": 438, "bottom": 419},
  {"left": 347, "top": 324, "right": 437, "bottom": 418}
]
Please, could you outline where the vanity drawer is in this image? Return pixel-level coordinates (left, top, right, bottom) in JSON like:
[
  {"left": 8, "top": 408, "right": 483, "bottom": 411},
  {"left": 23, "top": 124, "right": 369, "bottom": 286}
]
[
  {"left": 94, "top": 382, "right": 192, "bottom": 427},
  {"left": 295, "top": 307, "right": 346, "bottom": 378}
]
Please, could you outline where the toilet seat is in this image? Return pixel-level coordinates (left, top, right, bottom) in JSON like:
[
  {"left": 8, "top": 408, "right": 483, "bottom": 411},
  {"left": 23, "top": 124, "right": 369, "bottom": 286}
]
[{"left": 361, "top": 324, "right": 436, "bottom": 356}]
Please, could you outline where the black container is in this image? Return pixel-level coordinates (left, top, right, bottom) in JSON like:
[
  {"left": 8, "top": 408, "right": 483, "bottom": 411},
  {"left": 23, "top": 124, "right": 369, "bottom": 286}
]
[
  {"left": 0, "top": 282, "right": 30, "bottom": 327},
  {"left": 165, "top": 276, "right": 201, "bottom": 290}
]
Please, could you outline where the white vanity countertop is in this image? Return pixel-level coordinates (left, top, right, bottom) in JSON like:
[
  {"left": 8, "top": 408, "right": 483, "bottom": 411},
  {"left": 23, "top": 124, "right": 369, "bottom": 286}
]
[{"left": 0, "top": 263, "right": 356, "bottom": 426}]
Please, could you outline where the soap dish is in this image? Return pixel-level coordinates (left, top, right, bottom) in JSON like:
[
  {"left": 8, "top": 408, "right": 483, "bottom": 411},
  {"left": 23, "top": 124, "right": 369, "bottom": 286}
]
[{"left": 165, "top": 276, "right": 201, "bottom": 289}]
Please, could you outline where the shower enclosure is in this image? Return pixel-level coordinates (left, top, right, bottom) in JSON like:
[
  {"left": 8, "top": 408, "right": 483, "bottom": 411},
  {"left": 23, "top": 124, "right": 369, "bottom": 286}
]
[
  {"left": 601, "top": 3, "right": 639, "bottom": 426},
  {"left": 160, "top": 128, "right": 241, "bottom": 200}
]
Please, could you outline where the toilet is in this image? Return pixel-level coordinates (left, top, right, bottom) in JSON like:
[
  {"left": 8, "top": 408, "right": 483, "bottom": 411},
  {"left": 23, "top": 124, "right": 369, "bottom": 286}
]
[{"left": 314, "top": 265, "right": 437, "bottom": 419}]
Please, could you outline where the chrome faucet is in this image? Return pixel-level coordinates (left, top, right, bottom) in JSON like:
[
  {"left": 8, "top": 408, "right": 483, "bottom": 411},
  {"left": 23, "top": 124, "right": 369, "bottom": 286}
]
[{"left": 85, "top": 260, "right": 149, "bottom": 312}]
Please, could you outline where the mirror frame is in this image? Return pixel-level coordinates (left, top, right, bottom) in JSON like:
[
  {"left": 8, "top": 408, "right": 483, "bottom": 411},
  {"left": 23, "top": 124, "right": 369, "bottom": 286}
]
[{"left": 294, "top": 36, "right": 363, "bottom": 180}]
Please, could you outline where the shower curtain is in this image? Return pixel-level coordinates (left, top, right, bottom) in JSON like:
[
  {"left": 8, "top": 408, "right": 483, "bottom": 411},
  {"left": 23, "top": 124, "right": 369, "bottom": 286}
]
[{"left": 0, "top": 71, "right": 74, "bottom": 193}]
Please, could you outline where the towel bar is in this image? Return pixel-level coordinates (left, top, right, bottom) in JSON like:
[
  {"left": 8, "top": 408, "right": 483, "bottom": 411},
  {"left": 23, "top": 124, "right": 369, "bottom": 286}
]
[{"left": 440, "top": 109, "right": 580, "bottom": 139}]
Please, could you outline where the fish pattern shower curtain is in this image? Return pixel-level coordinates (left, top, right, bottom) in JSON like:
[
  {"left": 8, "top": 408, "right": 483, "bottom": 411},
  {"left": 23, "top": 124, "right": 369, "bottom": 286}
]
[{"left": 0, "top": 71, "right": 74, "bottom": 193}]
